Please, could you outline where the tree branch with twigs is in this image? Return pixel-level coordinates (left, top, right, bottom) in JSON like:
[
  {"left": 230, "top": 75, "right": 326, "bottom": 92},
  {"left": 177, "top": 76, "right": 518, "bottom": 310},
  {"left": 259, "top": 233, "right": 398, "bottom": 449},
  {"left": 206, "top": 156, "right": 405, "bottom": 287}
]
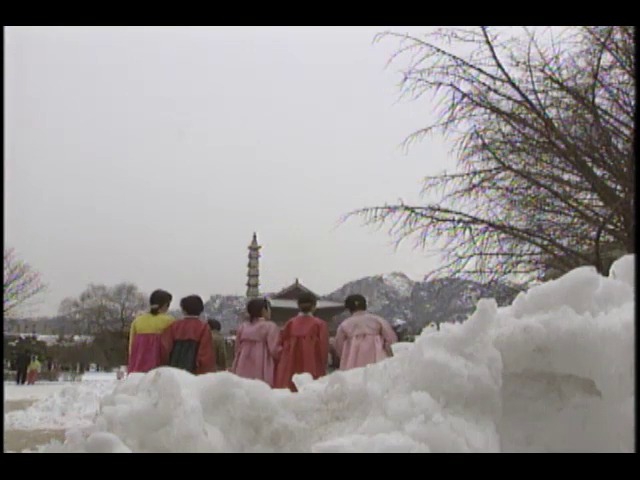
[{"left": 345, "top": 26, "right": 634, "bottom": 282}]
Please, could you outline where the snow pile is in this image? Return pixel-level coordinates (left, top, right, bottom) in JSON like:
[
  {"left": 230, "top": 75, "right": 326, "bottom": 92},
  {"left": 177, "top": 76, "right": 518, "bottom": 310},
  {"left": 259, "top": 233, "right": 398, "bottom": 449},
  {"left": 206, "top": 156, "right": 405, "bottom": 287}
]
[
  {"left": 5, "top": 379, "right": 117, "bottom": 431},
  {"left": 495, "top": 258, "right": 635, "bottom": 452},
  {"left": 47, "top": 301, "right": 502, "bottom": 453},
  {"left": 44, "top": 256, "right": 634, "bottom": 453}
]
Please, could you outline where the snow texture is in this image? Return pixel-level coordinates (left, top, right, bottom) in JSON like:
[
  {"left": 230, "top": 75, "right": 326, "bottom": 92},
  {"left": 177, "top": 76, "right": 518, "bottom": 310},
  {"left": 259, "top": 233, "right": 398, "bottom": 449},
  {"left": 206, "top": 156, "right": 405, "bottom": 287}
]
[{"left": 5, "top": 373, "right": 118, "bottom": 431}]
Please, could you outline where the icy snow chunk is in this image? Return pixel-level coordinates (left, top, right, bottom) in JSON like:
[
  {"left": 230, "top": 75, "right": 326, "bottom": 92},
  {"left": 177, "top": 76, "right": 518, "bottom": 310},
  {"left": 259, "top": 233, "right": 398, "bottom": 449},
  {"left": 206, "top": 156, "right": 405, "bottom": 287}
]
[
  {"left": 390, "top": 342, "right": 412, "bottom": 356},
  {"left": 86, "top": 432, "right": 132, "bottom": 453},
  {"left": 511, "top": 266, "right": 601, "bottom": 317},
  {"left": 495, "top": 260, "right": 635, "bottom": 452},
  {"left": 312, "top": 432, "right": 428, "bottom": 453},
  {"left": 609, "top": 254, "right": 634, "bottom": 288}
]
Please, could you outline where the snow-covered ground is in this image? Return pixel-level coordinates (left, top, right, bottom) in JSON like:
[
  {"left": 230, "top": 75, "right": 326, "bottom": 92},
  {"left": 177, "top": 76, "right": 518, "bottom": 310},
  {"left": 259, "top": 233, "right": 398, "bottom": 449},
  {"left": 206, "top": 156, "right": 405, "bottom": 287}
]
[
  {"left": 4, "top": 372, "right": 118, "bottom": 433},
  {"left": 6, "top": 256, "right": 634, "bottom": 453},
  {"left": 5, "top": 382, "right": 70, "bottom": 402}
]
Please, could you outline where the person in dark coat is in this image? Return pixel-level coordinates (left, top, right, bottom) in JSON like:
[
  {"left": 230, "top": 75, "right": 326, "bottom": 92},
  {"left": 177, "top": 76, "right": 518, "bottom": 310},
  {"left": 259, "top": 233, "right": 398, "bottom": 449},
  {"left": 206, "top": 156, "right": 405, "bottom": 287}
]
[
  {"left": 161, "top": 295, "right": 215, "bottom": 375},
  {"left": 207, "top": 319, "right": 228, "bottom": 371},
  {"left": 15, "top": 350, "right": 30, "bottom": 385}
]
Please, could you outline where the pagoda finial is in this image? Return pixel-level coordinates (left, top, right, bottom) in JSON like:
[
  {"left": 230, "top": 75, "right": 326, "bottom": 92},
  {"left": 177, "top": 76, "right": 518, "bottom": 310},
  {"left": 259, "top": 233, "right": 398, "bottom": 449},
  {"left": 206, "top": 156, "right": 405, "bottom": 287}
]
[
  {"left": 246, "top": 232, "right": 261, "bottom": 298},
  {"left": 250, "top": 232, "right": 259, "bottom": 247}
]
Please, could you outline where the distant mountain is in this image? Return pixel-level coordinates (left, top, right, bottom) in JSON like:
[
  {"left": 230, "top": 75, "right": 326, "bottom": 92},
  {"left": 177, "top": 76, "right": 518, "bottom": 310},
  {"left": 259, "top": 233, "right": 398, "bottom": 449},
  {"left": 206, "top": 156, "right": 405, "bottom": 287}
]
[
  {"left": 325, "top": 272, "right": 415, "bottom": 326},
  {"left": 325, "top": 272, "right": 523, "bottom": 332},
  {"left": 200, "top": 272, "right": 523, "bottom": 334},
  {"left": 406, "top": 277, "right": 524, "bottom": 330},
  {"left": 10, "top": 275, "right": 524, "bottom": 336},
  {"left": 201, "top": 295, "right": 247, "bottom": 334}
]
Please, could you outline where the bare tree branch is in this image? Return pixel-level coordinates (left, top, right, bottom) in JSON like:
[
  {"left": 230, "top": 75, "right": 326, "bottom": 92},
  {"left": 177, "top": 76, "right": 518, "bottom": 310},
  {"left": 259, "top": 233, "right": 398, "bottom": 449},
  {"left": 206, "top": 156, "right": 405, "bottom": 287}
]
[
  {"left": 4, "top": 248, "right": 46, "bottom": 317},
  {"left": 347, "top": 26, "right": 634, "bottom": 282}
]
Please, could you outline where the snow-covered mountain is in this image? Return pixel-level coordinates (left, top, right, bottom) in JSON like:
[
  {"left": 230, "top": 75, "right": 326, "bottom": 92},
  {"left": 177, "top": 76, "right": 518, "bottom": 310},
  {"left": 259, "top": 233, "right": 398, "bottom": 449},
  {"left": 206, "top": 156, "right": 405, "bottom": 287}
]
[
  {"left": 201, "top": 295, "right": 247, "bottom": 334},
  {"left": 325, "top": 273, "right": 523, "bottom": 332},
  {"left": 324, "top": 272, "right": 415, "bottom": 326},
  {"left": 407, "top": 277, "right": 524, "bottom": 330}
]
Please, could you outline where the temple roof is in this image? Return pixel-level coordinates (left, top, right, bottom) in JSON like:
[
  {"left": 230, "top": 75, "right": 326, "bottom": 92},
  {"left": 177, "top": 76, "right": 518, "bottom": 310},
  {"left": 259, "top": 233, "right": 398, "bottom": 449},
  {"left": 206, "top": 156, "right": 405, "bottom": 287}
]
[
  {"left": 269, "top": 298, "right": 344, "bottom": 310},
  {"left": 271, "top": 278, "right": 318, "bottom": 300}
]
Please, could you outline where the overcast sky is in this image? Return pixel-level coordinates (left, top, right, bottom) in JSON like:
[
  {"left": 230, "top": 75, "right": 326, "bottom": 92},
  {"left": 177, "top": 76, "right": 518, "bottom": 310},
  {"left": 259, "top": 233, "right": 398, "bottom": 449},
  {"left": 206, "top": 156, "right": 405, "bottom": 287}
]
[{"left": 5, "top": 26, "right": 457, "bottom": 316}]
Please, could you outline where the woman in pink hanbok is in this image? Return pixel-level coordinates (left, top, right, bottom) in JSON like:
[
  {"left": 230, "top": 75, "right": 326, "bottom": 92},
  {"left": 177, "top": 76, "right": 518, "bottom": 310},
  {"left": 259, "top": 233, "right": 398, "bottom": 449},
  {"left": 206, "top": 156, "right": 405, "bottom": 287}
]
[
  {"left": 335, "top": 294, "right": 397, "bottom": 371},
  {"left": 231, "top": 298, "right": 280, "bottom": 387}
]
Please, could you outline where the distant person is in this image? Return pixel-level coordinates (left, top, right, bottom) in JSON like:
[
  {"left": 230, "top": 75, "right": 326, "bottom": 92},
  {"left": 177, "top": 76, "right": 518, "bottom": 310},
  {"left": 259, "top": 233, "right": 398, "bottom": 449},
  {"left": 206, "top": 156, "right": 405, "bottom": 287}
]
[
  {"left": 231, "top": 298, "right": 280, "bottom": 387},
  {"left": 335, "top": 294, "right": 398, "bottom": 371},
  {"left": 128, "top": 289, "right": 175, "bottom": 374},
  {"left": 15, "top": 350, "right": 30, "bottom": 385},
  {"left": 161, "top": 295, "right": 215, "bottom": 375},
  {"left": 274, "top": 293, "right": 329, "bottom": 392},
  {"left": 392, "top": 319, "right": 410, "bottom": 342},
  {"left": 207, "top": 318, "right": 228, "bottom": 371},
  {"left": 27, "top": 355, "right": 42, "bottom": 385}
]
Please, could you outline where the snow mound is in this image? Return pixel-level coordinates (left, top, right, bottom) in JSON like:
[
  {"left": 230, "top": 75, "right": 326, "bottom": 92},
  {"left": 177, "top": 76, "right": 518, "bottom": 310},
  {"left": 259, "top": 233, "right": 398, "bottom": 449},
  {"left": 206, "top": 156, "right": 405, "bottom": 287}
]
[
  {"left": 510, "top": 259, "right": 633, "bottom": 318},
  {"left": 5, "top": 380, "right": 117, "bottom": 431},
  {"left": 609, "top": 253, "right": 634, "bottom": 288},
  {"left": 48, "top": 299, "right": 502, "bottom": 453},
  {"left": 495, "top": 255, "right": 635, "bottom": 452},
  {"left": 44, "top": 255, "right": 634, "bottom": 452}
]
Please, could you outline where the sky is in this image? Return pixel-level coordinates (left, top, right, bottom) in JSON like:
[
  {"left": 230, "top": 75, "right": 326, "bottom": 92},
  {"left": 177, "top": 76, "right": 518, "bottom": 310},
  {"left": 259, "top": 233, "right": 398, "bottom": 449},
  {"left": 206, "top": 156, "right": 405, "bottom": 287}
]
[{"left": 5, "top": 26, "right": 458, "bottom": 317}]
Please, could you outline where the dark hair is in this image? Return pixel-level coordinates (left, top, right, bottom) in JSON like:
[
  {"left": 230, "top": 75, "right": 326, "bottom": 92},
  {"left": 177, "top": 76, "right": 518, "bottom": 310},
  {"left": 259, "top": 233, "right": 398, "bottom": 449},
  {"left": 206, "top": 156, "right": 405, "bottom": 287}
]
[
  {"left": 149, "top": 289, "right": 172, "bottom": 315},
  {"left": 180, "top": 295, "right": 204, "bottom": 317},
  {"left": 297, "top": 293, "right": 317, "bottom": 314},
  {"left": 345, "top": 294, "right": 367, "bottom": 313},
  {"left": 247, "top": 297, "right": 270, "bottom": 321},
  {"left": 208, "top": 319, "right": 222, "bottom": 331}
]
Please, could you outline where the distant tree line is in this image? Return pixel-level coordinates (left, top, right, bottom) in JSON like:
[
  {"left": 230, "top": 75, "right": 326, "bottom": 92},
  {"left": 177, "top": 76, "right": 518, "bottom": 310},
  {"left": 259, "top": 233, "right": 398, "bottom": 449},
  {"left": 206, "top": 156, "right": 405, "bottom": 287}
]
[{"left": 56, "top": 282, "right": 148, "bottom": 367}]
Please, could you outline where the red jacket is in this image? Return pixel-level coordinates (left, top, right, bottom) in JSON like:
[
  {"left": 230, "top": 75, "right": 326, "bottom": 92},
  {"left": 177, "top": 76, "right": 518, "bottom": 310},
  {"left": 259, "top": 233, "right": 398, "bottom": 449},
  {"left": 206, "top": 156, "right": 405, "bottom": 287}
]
[
  {"left": 161, "top": 317, "right": 215, "bottom": 375},
  {"left": 274, "top": 314, "right": 329, "bottom": 392}
]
